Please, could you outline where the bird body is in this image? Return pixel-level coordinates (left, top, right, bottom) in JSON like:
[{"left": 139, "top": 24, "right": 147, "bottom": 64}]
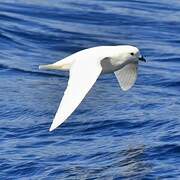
[
  {"left": 40, "top": 46, "right": 138, "bottom": 72},
  {"left": 39, "top": 45, "right": 146, "bottom": 131}
]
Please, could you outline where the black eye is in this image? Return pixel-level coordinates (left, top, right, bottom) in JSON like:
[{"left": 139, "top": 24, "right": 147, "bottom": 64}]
[{"left": 130, "top": 52, "right": 134, "bottom": 56}]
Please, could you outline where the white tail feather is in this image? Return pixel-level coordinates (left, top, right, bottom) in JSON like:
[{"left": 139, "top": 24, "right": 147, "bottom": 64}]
[{"left": 39, "top": 64, "right": 60, "bottom": 70}]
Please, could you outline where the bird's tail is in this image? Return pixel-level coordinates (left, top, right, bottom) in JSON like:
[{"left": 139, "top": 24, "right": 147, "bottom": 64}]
[
  {"left": 39, "top": 64, "right": 58, "bottom": 70},
  {"left": 39, "top": 62, "right": 71, "bottom": 71}
]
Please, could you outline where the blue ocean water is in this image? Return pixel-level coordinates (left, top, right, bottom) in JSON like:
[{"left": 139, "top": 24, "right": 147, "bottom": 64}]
[{"left": 0, "top": 0, "right": 180, "bottom": 179}]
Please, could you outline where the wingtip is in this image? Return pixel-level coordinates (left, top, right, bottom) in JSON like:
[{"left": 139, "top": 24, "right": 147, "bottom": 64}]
[
  {"left": 49, "top": 124, "right": 57, "bottom": 132},
  {"left": 49, "top": 121, "right": 62, "bottom": 132},
  {"left": 121, "top": 87, "right": 130, "bottom": 91}
]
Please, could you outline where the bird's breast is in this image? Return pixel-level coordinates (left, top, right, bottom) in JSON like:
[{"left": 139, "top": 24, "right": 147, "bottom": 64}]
[{"left": 100, "top": 57, "right": 128, "bottom": 74}]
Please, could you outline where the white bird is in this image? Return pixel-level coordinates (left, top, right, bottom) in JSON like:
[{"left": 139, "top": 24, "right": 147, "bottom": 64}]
[{"left": 39, "top": 45, "right": 146, "bottom": 131}]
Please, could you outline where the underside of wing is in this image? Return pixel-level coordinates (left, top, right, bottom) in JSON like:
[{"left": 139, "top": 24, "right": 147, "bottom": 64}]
[
  {"left": 49, "top": 58, "right": 102, "bottom": 131},
  {"left": 114, "top": 63, "right": 138, "bottom": 91}
]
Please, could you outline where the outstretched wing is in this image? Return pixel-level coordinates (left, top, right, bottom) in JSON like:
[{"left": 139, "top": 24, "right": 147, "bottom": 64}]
[
  {"left": 114, "top": 63, "right": 138, "bottom": 91},
  {"left": 49, "top": 58, "right": 102, "bottom": 131}
]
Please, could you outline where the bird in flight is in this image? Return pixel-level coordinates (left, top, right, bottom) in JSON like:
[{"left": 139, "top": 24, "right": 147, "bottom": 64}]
[{"left": 39, "top": 45, "right": 146, "bottom": 131}]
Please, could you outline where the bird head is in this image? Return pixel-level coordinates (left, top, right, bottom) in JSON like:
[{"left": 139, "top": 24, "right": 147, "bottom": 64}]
[{"left": 116, "top": 45, "right": 146, "bottom": 64}]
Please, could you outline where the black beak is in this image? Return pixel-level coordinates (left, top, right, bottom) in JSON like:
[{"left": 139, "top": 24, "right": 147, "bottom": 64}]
[{"left": 139, "top": 56, "right": 146, "bottom": 62}]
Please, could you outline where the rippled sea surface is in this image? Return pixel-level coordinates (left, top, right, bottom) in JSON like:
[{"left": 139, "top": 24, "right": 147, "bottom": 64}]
[{"left": 0, "top": 0, "right": 180, "bottom": 179}]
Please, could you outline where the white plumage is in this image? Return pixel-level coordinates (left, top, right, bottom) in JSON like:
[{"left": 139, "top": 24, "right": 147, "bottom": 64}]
[{"left": 39, "top": 45, "right": 146, "bottom": 131}]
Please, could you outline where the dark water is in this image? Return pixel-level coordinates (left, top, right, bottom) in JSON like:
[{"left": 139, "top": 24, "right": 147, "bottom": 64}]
[{"left": 0, "top": 0, "right": 180, "bottom": 179}]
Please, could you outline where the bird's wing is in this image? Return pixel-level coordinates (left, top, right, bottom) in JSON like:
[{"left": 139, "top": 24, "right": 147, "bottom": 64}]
[
  {"left": 114, "top": 62, "right": 138, "bottom": 91},
  {"left": 49, "top": 58, "right": 102, "bottom": 131}
]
